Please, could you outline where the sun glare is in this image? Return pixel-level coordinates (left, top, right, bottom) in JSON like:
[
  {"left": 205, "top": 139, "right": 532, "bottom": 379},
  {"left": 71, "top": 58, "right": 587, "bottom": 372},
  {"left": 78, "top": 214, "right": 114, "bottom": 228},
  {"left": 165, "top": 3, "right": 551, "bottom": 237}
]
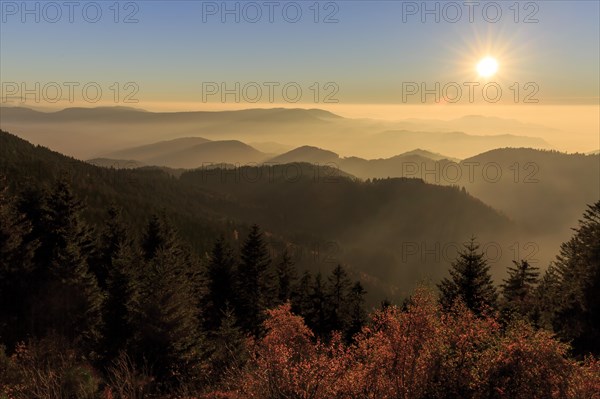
[{"left": 476, "top": 57, "right": 499, "bottom": 78}]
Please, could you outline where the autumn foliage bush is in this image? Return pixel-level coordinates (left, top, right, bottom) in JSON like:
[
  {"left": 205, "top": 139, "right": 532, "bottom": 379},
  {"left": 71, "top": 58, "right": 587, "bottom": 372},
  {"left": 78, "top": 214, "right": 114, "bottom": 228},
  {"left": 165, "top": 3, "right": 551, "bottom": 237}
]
[
  {"left": 220, "top": 287, "right": 600, "bottom": 399},
  {"left": 0, "top": 336, "right": 100, "bottom": 399},
  {"left": 1, "top": 288, "right": 599, "bottom": 398}
]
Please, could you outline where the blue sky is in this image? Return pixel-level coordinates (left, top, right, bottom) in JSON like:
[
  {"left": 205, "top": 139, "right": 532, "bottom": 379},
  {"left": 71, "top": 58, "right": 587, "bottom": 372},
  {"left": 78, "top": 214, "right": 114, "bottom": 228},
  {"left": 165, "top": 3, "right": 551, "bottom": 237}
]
[{"left": 1, "top": 0, "right": 599, "bottom": 106}]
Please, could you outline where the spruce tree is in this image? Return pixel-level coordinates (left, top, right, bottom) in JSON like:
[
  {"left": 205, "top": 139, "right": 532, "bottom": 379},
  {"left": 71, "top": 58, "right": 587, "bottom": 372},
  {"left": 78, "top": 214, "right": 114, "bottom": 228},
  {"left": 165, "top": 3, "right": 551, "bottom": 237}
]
[
  {"left": 92, "top": 206, "right": 130, "bottom": 288},
  {"left": 204, "top": 236, "right": 236, "bottom": 331},
  {"left": 501, "top": 260, "right": 539, "bottom": 321},
  {"left": 534, "top": 264, "right": 562, "bottom": 330},
  {"left": 15, "top": 185, "right": 49, "bottom": 267},
  {"left": 236, "top": 224, "right": 273, "bottom": 335},
  {"left": 0, "top": 180, "right": 24, "bottom": 268},
  {"left": 308, "top": 272, "right": 328, "bottom": 337},
  {"left": 141, "top": 213, "right": 174, "bottom": 261},
  {"left": 130, "top": 216, "right": 203, "bottom": 387},
  {"left": 291, "top": 270, "right": 313, "bottom": 318},
  {"left": 206, "top": 305, "right": 247, "bottom": 381},
  {"left": 19, "top": 179, "right": 105, "bottom": 354},
  {"left": 326, "top": 264, "right": 352, "bottom": 333},
  {"left": 276, "top": 249, "right": 297, "bottom": 303},
  {"left": 346, "top": 281, "right": 367, "bottom": 341},
  {"left": 438, "top": 237, "right": 497, "bottom": 315},
  {"left": 97, "top": 207, "right": 138, "bottom": 362},
  {"left": 550, "top": 201, "right": 600, "bottom": 355},
  {"left": 0, "top": 181, "right": 37, "bottom": 347}
]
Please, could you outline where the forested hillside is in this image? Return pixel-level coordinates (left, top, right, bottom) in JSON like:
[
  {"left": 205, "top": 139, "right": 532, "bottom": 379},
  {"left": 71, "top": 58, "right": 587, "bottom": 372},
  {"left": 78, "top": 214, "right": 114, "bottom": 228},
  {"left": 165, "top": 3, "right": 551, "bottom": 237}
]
[{"left": 0, "top": 130, "right": 518, "bottom": 299}]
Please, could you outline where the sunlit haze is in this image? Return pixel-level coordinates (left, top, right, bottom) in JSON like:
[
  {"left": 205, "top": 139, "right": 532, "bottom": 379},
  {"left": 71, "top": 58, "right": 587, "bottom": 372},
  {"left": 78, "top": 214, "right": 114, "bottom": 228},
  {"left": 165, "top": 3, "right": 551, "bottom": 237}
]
[{"left": 0, "top": 2, "right": 598, "bottom": 395}]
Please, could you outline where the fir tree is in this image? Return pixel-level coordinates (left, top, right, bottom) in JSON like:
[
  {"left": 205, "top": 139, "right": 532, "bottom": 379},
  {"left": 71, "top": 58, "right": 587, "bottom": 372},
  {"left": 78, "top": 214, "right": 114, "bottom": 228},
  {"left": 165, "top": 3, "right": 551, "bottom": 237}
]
[
  {"left": 92, "top": 206, "right": 130, "bottom": 288},
  {"left": 326, "top": 264, "right": 352, "bottom": 333},
  {"left": 204, "top": 236, "right": 236, "bottom": 331},
  {"left": 141, "top": 213, "right": 174, "bottom": 261},
  {"left": 16, "top": 179, "right": 105, "bottom": 354},
  {"left": 97, "top": 207, "right": 138, "bottom": 362},
  {"left": 276, "top": 248, "right": 297, "bottom": 303},
  {"left": 0, "top": 181, "right": 37, "bottom": 347},
  {"left": 236, "top": 224, "right": 273, "bottom": 335},
  {"left": 130, "top": 216, "right": 203, "bottom": 388},
  {"left": 501, "top": 260, "right": 539, "bottom": 321},
  {"left": 438, "top": 237, "right": 497, "bottom": 315},
  {"left": 346, "top": 281, "right": 367, "bottom": 341},
  {"left": 550, "top": 201, "right": 600, "bottom": 355},
  {"left": 206, "top": 305, "right": 247, "bottom": 381},
  {"left": 308, "top": 272, "right": 328, "bottom": 337},
  {"left": 534, "top": 264, "right": 562, "bottom": 330},
  {"left": 0, "top": 180, "right": 24, "bottom": 268},
  {"left": 291, "top": 270, "right": 313, "bottom": 318}
]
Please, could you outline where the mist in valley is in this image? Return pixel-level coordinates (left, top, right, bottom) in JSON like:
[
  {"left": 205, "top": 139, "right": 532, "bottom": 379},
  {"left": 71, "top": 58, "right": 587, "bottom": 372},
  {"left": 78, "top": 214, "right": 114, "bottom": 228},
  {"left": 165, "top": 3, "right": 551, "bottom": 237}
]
[{"left": 1, "top": 104, "right": 597, "bottom": 303}]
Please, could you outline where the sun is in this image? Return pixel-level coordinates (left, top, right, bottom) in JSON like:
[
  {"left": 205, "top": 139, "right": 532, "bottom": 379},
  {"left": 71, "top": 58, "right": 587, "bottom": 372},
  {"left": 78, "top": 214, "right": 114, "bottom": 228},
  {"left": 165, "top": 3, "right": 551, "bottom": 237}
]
[{"left": 476, "top": 56, "right": 499, "bottom": 78}]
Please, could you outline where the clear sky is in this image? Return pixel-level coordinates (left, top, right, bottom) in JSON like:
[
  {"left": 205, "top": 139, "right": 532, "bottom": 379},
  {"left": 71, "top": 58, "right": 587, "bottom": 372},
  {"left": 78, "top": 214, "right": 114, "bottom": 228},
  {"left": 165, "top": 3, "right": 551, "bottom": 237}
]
[{"left": 1, "top": 0, "right": 599, "bottom": 108}]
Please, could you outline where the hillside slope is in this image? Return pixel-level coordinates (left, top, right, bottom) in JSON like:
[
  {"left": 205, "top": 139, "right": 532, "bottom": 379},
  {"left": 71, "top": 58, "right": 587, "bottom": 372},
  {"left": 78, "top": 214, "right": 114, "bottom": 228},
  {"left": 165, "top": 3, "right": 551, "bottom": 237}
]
[{"left": 0, "top": 130, "right": 522, "bottom": 300}]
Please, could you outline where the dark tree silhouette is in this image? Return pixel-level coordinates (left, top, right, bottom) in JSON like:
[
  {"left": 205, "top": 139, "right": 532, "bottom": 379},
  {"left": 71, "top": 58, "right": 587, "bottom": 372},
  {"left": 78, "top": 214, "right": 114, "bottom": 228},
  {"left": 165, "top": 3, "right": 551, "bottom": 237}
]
[
  {"left": 438, "top": 237, "right": 497, "bottom": 315},
  {"left": 292, "top": 270, "right": 313, "bottom": 317},
  {"left": 275, "top": 249, "right": 297, "bottom": 303},
  {"left": 501, "top": 260, "right": 539, "bottom": 321},
  {"left": 97, "top": 207, "right": 138, "bottom": 363},
  {"left": 205, "top": 305, "right": 247, "bottom": 380},
  {"left": 204, "top": 236, "right": 236, "bottom": 331},
  {"left": 236, "top": 224, "right": 273, "bottom": 335},
  {"left": 326, "top": 264, "right": 352, "bottom": 333},
  {"left": 36, "top": 180, "right": 104, "bottom": 352},
  {"left": 346, "top": 281, "right": 367, "bottom": 341},
  {"left": 130, "top": 216, "right": 203, "bottom": 387},
  {"left": 0, "top": 181, "right": 37, "bottom": 348},
  {"left": 549, "top": 201, "right": 600, "bottom": 355},
  {"left": 308, "top": 272, "right": 328, "bottom": 337}
]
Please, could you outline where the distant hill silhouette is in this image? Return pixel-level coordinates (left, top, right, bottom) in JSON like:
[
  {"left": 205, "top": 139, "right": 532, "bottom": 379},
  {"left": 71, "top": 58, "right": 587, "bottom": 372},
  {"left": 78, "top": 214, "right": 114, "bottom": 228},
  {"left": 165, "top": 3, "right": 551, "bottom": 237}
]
[
  {"left": 368, "top": 130, "right": 551, "bottom": 159},
  {"left": 1, "top": 106, "right": 554, "bottom": 160},
  {"left": 103, "top": 137, "right": 268, "bottom": 168},
  {"left": 269, "top": 146, "right": 340, "bottom": 164},
  {"left": 95, "top": 140, "right": 459, "bottom": 173},
  {"left": 105, "top": 137, "right": 211, "bottom": 161},
  {"left": 86, "top": 158, "right": 146, "bottom": 169},
  {"left": 267, "top": 146, "right": 456, "bottom": 180}
]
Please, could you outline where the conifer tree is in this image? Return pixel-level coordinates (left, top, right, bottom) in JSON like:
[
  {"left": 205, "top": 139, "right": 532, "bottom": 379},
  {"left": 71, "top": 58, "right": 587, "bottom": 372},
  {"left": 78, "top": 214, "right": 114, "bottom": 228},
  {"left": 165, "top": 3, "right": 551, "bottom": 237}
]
[
  {"left": 308, "top": 272, "right": 328, "bottom": 337},
  {"left": 206, "top": 305, "right": 247, "bottom": 380},
  {"left": 291, "top": 270, "right": 313, "bottom": 318},
  {"left": 346, "top": 281, "right": 367, "bottom": 341},
  {"left": 501, "top": 260, "right": 539, "bottom": 320},
  {"left": 1, "top": 179, "right": 106, "bottom": 357},
  {"left": 0, "top": 180, "right": 24, "bottom": 268},
  {"left": 130, "top": 216, "right": 203, "bottom": 387},
  {"left": 204, "top": 236, "right": 236, "bottom": 331},
  {"left": 15, "top": 179, "right": 105, "bottom": 354},
  {"left": 45, "top": 179, "right": 104, "bottom": 351},
  {"left": 550, "top": 201, "right": 600, "bottom": 355},
  {"left": 0, "top": 181, "right": 37, "bottom": 347},
  {"left": 15, "top": 185, "right": 50, "bottom": 268},
  {"left": 92, "top": 206, "right": 130, "bottom": 288},
  {"left": 326, "top": 264, "right": 352, "bottom": 333},
  {"left": 97, "top": 207, "right": 138, "bottom": 362},
  {"left": 141, "top": 213, "right": 175, "bottom": 261},
  {"left": 236, "top": 224, "right": 273, "bottom": 335},
  {"left": 276, "top": 248, "right": 297, "bottom": 303},
  {"left": 534, "top": 264, "right": 562, "bottom": 330},
  {"left": 438, "top": 237, "right": 497, "bottom": 315}
]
